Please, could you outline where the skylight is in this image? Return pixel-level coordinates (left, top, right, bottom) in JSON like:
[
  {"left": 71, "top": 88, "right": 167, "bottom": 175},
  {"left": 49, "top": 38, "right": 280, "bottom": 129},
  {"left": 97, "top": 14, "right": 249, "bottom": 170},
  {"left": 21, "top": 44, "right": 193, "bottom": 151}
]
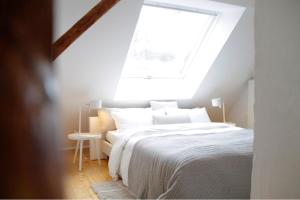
[
  {"left": 115, "top": 0, "right": 245, "bottom": 101},
  {"left": 122, "top": 4, "right": 217, "bottom": 79}
]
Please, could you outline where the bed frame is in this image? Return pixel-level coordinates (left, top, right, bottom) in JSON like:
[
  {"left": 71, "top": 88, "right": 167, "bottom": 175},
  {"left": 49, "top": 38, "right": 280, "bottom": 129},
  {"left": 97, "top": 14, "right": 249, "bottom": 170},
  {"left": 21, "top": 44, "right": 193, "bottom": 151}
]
[
  {"left": 101, "top": 139, "right": 112, "bottom": 157},
  {"left": 89, "top": 116, "right": 113, "bottom": 159}
]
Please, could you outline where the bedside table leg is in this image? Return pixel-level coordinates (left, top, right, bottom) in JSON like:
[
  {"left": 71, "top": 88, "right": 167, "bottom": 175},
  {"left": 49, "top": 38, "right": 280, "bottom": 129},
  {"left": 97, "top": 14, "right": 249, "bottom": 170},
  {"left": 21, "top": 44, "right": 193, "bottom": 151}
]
[
  {"left": 79, "top": 140, "right": 83, "bottom": 171},
  {"left": 95, "top": 139, "right": 101, "bottom": 166},
  {"left": 73, "top": 141, "right": 79, "bottom": 164}
]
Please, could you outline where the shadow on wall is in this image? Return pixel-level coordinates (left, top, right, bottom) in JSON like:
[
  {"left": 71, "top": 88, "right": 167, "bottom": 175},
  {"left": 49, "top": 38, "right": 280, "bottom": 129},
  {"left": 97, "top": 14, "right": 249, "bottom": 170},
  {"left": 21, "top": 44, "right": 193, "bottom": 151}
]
[{"left": 227, "top": 79, "right": 253, "bottom": 128}]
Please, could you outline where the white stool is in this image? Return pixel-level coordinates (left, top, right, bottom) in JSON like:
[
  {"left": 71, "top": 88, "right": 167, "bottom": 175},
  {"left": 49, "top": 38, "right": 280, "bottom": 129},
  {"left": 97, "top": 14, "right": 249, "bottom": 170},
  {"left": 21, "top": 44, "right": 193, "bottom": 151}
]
[{"left": 68, "top": 133, "right": 102, "bottom": 171}]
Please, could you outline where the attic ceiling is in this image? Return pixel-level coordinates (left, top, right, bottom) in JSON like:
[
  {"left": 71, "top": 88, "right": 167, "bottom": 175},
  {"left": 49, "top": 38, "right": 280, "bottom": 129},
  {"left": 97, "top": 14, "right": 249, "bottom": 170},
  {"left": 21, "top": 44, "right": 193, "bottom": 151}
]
[
  {"left": 53, "top": 0, "right": 120, "bottom": 60},
  {"left": 54, "top": 0, "right": 254, "bottom": 132}
]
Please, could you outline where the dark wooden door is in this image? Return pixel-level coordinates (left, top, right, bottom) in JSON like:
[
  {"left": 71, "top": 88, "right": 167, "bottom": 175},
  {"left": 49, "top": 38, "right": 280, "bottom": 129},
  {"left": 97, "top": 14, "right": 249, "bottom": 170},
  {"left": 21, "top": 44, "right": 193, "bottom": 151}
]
[{"left": 0, "top": 0, "right": 63, "bottom": 198}]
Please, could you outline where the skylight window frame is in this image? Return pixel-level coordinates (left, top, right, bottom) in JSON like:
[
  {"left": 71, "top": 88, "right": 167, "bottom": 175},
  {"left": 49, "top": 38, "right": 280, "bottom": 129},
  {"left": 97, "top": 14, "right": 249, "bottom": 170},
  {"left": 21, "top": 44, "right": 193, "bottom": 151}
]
[
  {"left": 144, "top": 0, "right": 219, "bottom": 16},
  {"left": 114, "top": 0, "right": 246, "bottom": 101},
  {"left": 122, "top": 2, "right": 220, "bottom": 80}
]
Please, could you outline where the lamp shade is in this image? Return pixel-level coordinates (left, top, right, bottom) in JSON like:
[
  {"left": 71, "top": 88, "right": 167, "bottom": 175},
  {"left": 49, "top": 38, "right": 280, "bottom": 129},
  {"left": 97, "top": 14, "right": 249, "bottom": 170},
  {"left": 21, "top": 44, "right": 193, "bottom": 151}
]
[{"left": 211, "top": 97, "right": 223, "bottom": 108}]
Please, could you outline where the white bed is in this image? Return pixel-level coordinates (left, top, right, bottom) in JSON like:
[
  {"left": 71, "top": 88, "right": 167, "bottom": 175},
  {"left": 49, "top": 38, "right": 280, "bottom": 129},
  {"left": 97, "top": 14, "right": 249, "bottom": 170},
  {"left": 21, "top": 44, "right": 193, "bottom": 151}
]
[
  {"left": 106, "top": 131, "right": 120, "bottom": 144},
  {"left": 95, "top": 104, "right": 253, "bottom": 198},
  {"left": 108, "top": 123, "right": 253, "bottom": 199},
  {"left": 100, "top": 131, "right": 121, "bottom": 156},
  {"left": 98, "top": 104, "right": 211, "bottom": 158}
]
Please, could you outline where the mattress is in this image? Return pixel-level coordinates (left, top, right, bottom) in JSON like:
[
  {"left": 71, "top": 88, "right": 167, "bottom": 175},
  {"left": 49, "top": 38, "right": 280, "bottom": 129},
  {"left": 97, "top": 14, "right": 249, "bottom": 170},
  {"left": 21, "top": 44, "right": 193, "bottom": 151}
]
[
  {"left": 106, "top": 131, "right": 121, "bottom": 144},
  {"left": 101, "top": 140, "right": 112, "bottom": 157}
]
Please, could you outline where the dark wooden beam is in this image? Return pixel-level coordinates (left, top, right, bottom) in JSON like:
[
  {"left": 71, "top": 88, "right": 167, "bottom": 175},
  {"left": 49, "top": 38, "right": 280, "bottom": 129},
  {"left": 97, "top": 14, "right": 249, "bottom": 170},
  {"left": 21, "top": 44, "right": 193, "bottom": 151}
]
[{"left": 52, "top": 0, "right": 120, "bottom": 60}]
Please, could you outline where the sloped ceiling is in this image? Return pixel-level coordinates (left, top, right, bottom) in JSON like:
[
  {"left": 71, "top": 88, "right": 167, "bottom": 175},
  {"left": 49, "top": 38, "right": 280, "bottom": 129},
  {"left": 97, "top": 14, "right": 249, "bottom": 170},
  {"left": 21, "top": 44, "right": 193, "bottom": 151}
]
[{"left": 54, "top": 0, "right": 254, "bottom": 140}]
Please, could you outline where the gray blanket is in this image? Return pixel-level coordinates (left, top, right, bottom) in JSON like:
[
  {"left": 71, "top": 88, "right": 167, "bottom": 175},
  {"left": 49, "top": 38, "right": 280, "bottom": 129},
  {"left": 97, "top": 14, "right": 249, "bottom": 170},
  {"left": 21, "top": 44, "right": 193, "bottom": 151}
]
[{"left": 128, "top": 129, "right": 253, "bottom": 199}]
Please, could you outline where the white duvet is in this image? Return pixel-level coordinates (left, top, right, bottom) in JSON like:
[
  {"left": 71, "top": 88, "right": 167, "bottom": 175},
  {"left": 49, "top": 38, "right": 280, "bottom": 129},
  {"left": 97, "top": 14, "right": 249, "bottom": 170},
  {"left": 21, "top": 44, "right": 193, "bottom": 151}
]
[{"left": 108, "top": 122, "right": 242, "bottom": 186}]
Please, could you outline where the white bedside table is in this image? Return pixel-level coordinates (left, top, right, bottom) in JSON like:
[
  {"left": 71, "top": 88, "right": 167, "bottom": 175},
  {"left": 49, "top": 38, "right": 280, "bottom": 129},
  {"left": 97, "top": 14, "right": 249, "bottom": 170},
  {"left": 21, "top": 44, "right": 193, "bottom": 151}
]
[{"left": 68, "top": 133, "right": 103, "bottom": 171}]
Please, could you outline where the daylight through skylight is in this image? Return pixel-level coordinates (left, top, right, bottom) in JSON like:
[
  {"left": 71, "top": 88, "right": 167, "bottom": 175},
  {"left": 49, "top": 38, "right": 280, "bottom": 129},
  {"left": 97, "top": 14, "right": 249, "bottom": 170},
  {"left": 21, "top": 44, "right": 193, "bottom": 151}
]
[
  {"left": 115, "top": 1, "right": 245, "bottom": 101},
  {"left": 122, "top": 4, "right": 217, "bottom": 79}
]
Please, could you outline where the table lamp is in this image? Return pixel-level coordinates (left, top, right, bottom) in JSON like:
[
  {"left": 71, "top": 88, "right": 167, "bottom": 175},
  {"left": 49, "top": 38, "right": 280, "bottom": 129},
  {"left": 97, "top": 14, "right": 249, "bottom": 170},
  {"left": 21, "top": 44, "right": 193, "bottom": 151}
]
[
  {"left": 78, "top": 99, "right": 102, "bottom": 133},
  {"left": 211, "top": 97, "right": 226, "bottom": 123}
]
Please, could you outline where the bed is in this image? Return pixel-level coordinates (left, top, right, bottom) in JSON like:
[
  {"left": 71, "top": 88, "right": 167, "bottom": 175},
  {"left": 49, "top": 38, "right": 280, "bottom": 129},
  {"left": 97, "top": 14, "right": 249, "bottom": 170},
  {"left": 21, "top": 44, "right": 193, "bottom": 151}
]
[
  {"left": 99, "top": 131, "right": 118, "bottom": 157},
  {"left": 97, "top": 104, "right": 253, "bottom": 199}
]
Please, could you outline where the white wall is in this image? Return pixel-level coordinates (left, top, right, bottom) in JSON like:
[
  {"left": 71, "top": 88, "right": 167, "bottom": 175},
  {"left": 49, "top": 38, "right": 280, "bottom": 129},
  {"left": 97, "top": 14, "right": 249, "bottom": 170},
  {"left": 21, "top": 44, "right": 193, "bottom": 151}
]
[
  {"left": 184, "top": 0, "right": 255, "bottom": 124},
  {"left": 247, "top": 79, "right": 254, "bottom": 128},
  {"left": 54, "top": 0, "right": 255, "bottom": 147},
  {"left": 54, "top": 0, "right": 144, "bottom": 147},
  {"left": 251, "top": 0, "right": 300, "bottom": 198},
  {"left": 227, "top": 81, "right": 249, "bottom": 127},
  {"left": 227, "top": 79, "right": 254, "bottom": 128}
]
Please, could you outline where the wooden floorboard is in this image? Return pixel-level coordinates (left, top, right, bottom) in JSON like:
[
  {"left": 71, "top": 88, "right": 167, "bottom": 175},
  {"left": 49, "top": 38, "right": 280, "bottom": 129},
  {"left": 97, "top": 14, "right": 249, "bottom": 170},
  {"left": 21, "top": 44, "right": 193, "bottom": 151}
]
[{"left": 64, "top": 150, "right": 111, "bottom": 199}]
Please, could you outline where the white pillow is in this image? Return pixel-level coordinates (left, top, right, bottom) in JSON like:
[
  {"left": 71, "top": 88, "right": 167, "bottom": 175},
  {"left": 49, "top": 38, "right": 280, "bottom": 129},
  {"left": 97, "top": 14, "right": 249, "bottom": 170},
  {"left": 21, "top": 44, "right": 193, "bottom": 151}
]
[
  {"left": 108, "top": 108, "right": 152, "bottom": 130},
  {"left": 188, "top": 107, "right": 211, "bottom": 123},
  {"left": 162, "top": 107, "right": 211, "bottom": 123},
  {"left": 164, "top": 107, "right": 188, "bottom": 115},
  {"left": 150, "top": 101, "right": 178, "bottom": 111},
  {"left": 152, "top": 112, "right": 191, "bottom": 125}
]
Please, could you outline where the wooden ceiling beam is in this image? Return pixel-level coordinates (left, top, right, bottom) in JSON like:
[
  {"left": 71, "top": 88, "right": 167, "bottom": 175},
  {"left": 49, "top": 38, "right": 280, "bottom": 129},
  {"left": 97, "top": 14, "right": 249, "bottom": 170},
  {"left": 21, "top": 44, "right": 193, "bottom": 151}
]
[{"left": 52, "top": 0, "right": 120, "bottom": 60}]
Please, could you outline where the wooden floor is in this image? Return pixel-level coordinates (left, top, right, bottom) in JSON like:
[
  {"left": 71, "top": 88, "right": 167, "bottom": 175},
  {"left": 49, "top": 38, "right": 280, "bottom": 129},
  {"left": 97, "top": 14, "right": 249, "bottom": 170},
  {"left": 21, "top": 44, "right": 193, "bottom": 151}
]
[{"left": 64, "top": 150, "right": 111, "bottom": 199}]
